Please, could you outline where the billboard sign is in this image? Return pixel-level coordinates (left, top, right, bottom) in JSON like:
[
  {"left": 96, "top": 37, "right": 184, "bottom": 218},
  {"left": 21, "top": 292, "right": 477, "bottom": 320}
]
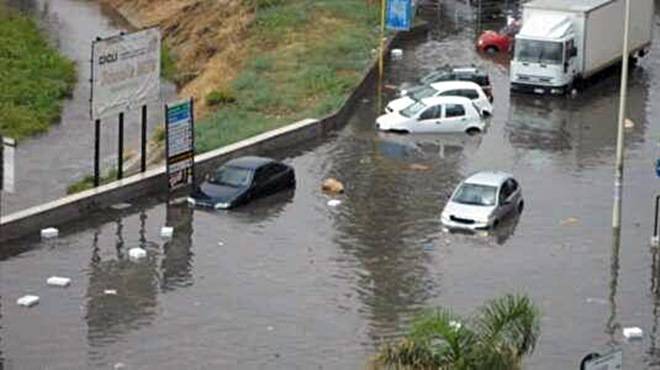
[
  {"left": 165, "top": 99, "right": 195, "bottom": 191},
  {"left": 91, "top": 28, "right": 161, "bottom": 120},
  {"left": 1, "top": 137, "right": 16, "bottom": 193},
  {"left": 386, "top": 0, "right": 413, "bottom": 31}
]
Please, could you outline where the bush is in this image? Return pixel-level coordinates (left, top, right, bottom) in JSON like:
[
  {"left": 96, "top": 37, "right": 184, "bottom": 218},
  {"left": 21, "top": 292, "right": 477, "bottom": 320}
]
[{"left": 206, "top": 89, "right": 237, "bottom": 107}]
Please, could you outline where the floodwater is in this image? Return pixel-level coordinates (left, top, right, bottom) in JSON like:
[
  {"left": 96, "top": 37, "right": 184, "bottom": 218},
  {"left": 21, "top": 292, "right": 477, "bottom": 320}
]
[
  {"left": 2, "top": 1, "right": 660, "bottom": 369},
  {"left": 1, "top": 0, "right": 175, "bottom": 215}
]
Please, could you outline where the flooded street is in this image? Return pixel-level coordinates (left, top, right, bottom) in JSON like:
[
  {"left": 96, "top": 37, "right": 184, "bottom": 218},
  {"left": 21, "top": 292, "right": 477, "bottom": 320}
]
[
  {"left": 2, "top": 1, "right": 660, "bottom": 369},
  {"left": 1, "top": 0, "right": 175, "bottom": 214}
]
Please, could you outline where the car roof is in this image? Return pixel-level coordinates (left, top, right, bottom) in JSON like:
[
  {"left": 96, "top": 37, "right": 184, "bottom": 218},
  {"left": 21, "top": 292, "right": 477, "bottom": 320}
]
[
  {"left": 420, "top": 95, "right": 473, "bottom": 106},
  {"left": 463, "top": 171, "right": 514, "bottom": 187},
  {"left": 429, "top": 80, "right": 483, "bottom": 92},
  {"left": 224, "top": 156, "right": 276, "bottom": 169}
]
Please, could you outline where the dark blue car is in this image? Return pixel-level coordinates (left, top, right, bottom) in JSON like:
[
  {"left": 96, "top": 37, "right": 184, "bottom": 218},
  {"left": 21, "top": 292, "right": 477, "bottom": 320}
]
[{"left": 187, "top": 156, "right": 295, "bottom": 210}]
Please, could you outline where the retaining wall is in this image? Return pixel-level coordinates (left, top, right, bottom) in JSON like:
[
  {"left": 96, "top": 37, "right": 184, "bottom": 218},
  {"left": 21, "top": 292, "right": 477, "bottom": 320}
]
[{"left": 0, "top": 24, "right": 429, "bottom": 244}]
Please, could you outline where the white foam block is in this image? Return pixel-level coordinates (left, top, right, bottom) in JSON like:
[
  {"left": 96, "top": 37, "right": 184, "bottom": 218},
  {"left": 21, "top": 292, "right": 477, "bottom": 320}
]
[
  {"left": 47, "top": 276, "right": 71, "bottom": 287},
  {"left": 17, "top": 295, "right": 40, "bottom": 307},
  {"left": 623, "top": 327, "right": 643, "bottom": 340},
  {"left": 104, "top": 289, "right": 117, "bottom": 295},
  {"left": 161, "top": 226, "right": 174, "bottom": 238},
  {"left": 128, "top": 247, "right": 147, "bottom": 261},
  {"left": 41, "top": 227, "right": 59, "bottom": 239},
  {"left": 391, "top": 48, "right": 403, "bottom": 57},
  {"left": 327, "top": 199, "right": 342, "bottom": 207}
]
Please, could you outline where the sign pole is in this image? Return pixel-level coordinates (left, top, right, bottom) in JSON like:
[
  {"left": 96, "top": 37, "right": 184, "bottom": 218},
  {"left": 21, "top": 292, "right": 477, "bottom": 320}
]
[
  {"left": 117, "top": 112, "right": 124, "bottom": 180},
  {"left": 94, "top": 119, "right": 101, "bottom": 187},
  {"left": 190, "top": 98, "right": 196, "bottom": 184},
  {"left": 141, "top": 105, "right": 147, "bottom": 173},
  {"left": 378, "top": 0, "right": 386, "bottom": 113}
]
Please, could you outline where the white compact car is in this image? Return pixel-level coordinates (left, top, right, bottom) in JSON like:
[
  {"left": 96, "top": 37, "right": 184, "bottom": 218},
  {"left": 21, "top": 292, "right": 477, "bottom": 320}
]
[
  {"left": 441, "top": 171, "right": 523, "bottom": 230},
  {"left": 376, "top": 96, "right": 486, "bottom": 134},
  {"left": 386, "top": 81, "right": 493, "bottom": 116}
]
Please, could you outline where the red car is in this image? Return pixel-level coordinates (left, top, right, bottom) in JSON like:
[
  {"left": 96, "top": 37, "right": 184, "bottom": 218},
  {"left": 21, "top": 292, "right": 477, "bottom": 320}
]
[{"left": 477, "top": 20, "right": 521, "bottom": 54}]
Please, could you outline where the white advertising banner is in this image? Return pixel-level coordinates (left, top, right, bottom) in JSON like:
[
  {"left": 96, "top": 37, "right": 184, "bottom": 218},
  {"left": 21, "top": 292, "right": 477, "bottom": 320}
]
[
  {"left": 91, "top": 28, "right": 161, "bottom": 120},
  {"left": 2, "top": 137, "right": 15, "bottom": 193}
]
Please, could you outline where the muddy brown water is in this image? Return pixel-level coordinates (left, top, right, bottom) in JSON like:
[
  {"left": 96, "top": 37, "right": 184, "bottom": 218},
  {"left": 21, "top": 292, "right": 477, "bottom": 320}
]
[
  {"left": 1, "top": 0, "right": 175, "bottom": 215},
  {"left": 2, "top": 1, "right": 660, "bottom": 369}
]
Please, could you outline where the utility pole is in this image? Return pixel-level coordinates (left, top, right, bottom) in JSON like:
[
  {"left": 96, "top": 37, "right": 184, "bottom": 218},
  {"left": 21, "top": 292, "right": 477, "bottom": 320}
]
[{"left": 612, "top": 0, "right": 631, "bottom": 231}]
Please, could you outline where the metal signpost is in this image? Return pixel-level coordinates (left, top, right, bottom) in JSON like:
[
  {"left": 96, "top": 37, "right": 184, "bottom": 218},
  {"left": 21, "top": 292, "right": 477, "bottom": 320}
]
[
  {"left": 165, "top": 99, "right": 195, "bottom": 191},
  {"left": 583, "top": 349, "right": 623, "bottom": 370},
  {"left": 90, "top": 27, "right": 161, "bottom": 185}
]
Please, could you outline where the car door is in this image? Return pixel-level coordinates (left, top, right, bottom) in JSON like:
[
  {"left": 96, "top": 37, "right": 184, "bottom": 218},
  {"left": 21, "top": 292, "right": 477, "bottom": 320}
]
[
  {"left": 442, "top": 103, "right": 469, "bottom": 132},
  {"left": 415, "top": 105, "right": 443, "bottom": 133},
  {"left": 462, "top": 88, "right": 490, "bottom": 114},
  {"left": 496, "top": 181, "right": 513, "bottom": 221}
]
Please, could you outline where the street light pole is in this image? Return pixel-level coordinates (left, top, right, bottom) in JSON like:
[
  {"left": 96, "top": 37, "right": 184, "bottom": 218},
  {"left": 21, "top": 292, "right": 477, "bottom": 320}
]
[{"left": 612, "top": 0, "right": 631, "bottom": 231}]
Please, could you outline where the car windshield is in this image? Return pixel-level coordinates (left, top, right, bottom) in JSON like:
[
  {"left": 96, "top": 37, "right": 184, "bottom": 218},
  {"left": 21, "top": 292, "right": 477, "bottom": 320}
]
[
  {"left": 410, "top": 86, "right": 438, "bottom": 101},
  {"left": 452, "top": 183, "right": 498, "bottom": 206},
  {"left": 420, "top": 71, "right": 450, "bottom": 84},
  {"left": 515, "top": 39, "right": 563, "bottom": 65},
  {"left": 210, "top": 166, "right": 253, "bottom": 187},
  {"left": 400, "top": 101, "right": 427, "bottom": 118}
]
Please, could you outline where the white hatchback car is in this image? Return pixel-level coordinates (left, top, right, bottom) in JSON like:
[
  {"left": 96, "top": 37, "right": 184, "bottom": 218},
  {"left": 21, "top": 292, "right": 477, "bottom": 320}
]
[
  {"left": 386, "top": 81, "right": 493, "bottom": 116},
  {"left": 376, "top": 96, "right": 486, "bottom": 134},
  {"left": 441, "top": 171, "right": 523, "bottom": 230}
]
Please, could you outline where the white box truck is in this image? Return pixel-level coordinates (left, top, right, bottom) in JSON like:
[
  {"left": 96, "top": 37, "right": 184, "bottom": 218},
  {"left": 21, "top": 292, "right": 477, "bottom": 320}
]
[{"left": 510, "top": 0, "right": 653, "bottom": 95}]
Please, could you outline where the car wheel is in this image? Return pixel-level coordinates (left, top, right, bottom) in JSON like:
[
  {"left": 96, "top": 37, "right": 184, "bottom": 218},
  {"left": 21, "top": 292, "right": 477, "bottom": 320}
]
[
  {"left": 485, "top": 46, "right": 499, "bottom": 54},
  {"left": 517, "top": 200, "right": 524, "bottom": 214},
  {"left": 466, "top": 127, "right": 481, "bottom": 136}
]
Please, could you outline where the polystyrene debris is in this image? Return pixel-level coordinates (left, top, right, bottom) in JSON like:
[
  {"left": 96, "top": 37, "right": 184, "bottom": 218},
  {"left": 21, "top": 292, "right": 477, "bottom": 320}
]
[
  {"left": 41, "top": 227, "right": 59, "bottom": 239},
  {"left": 46, "top": 276, "right": 71, "bottom": 287},
  {"left": 17, "top": 295, "right": 40, "bottom": 307},
  {"left": 161, "top": 226, "right": 174, "bottom": 238},
  {"left": 623, "top": 327, "right": 643, "bottom": 340},
  {"left": 327, "top": 199, "right": 342, "bottom": 207},
  {"left": 110, "top": 203, "right": 131, "bottom": 211},
  {"left": 104, "top": 289, "right": 117, "bottom": 295},
  {"left": 128, "top": 247, "right": 147, "bottom": 261},
  {"left": 391, "top": 48, "right": 403, "bottom": 58}
]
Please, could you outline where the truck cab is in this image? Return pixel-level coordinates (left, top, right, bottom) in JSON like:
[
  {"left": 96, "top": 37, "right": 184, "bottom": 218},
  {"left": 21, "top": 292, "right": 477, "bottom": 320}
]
[{"left": 510, "top": 14, "right": 578, "bottom": 95}]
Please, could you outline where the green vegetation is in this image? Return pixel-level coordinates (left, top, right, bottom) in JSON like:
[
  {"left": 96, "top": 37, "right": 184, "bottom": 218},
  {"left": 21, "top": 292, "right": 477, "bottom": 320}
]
[
  {"left": 161, "top": 43, "right": 177, "bottom": 82},
  {"left": 196, "top": 0, "right": 382, "bottom": 153},
  {"left": 66, "top": 169, "right": 119, "bottom": 194},
  {"left": 373, "top": 294, "right": 540, "bottom": 370},
  {"left": 0, "top": 6, "right": 76, "bottom": 140}
]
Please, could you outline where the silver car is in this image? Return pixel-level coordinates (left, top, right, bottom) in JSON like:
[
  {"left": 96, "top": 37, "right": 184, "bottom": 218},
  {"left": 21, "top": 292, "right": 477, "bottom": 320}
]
[{"left": 441, "top": 171, "right": 524, "bottom": 230}]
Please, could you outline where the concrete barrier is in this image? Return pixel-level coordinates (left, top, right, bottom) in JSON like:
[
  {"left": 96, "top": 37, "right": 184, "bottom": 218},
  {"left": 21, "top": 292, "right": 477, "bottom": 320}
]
[{"left": 0, "top": 24, "right": 429, "bottom": 244}]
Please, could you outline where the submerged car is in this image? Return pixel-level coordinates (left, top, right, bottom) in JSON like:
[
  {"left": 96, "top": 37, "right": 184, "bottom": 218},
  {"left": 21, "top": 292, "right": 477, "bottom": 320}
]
[
  {"left": 399, "top": 66, "right": 492, "bottom": 100},
  {"left": 441, "top": 171, "right": 523, "bottom": 230},
  {"left": 477, "top": 20, "right": 521, "bottom": 54},
  {"left": 376, "top": 96, "right": 486, "bottom": 134},
  {"left": 386, "top": 81, "right": 493, "bottom": 116},
  {"left": 187, "top": 156, "right": 295, "bottom": 210}
]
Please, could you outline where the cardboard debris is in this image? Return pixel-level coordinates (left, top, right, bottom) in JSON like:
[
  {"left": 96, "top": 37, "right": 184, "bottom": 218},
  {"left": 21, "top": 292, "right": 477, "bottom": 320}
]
[
  {"left": 46, "top": 276, "right": 71, "bottom": 287},
  {"left": 41, "top": 227, "right": 59, "bottom": 239},
  {"left": 128, "top": 247, "right": 147, "bottom": 261},
  {"left": 322, "top": 178, "right": 344, "bottom": 194},
  {"left": 17, "top": 295, "right": 40, "bottom": 307}
]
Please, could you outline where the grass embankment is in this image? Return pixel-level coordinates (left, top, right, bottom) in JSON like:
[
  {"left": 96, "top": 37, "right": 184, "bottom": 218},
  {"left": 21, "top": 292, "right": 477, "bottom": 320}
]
[
  {"left": 0, "top": 6, "right": 76, "bottom": 140},
  {"left": 195, "top": 0, "right": 381, "bottom": 152}
]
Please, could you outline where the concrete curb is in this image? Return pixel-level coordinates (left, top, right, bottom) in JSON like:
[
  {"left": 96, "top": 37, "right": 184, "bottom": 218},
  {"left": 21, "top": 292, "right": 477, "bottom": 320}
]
[{"left": 0, "top": 23, "right": 429, "bottom": 244}]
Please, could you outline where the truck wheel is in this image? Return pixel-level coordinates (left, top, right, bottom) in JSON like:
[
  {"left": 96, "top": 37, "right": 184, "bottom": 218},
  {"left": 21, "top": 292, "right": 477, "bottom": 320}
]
[{"left": 485, "top": 46, "right": 499, "bottom": 54}]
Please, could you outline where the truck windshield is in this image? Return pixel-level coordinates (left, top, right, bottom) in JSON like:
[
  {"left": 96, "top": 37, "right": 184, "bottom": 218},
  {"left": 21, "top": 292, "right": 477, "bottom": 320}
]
[{"left": 515, "top": 39, "right": 563, "bottom": 65}]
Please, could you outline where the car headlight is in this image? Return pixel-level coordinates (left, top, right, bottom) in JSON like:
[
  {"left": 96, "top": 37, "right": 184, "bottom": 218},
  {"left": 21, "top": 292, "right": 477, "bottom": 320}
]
[
  {"left": 214, "top": 202, "right": 230, "bottom": 210},
  {"left": 186, "top": 197, "right": 196, "bottom": 206}
]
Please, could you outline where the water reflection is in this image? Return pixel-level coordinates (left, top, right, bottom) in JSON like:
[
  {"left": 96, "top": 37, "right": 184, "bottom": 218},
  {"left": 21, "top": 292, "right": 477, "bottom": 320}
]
[
  {"left": 85, "top": 212, "right": 159, "bottom": 365},
  {"left": 507, "top": 73, "right": 648, "bottom": 170},
  {"left": 606, "top": 228, "right": 621, "bottom": 346},
  {"left": 648, "top": 245, "right": 660, "bottom": 367},
  {"left": 160, "top": 202, "right": 194, "bottom": 291}
]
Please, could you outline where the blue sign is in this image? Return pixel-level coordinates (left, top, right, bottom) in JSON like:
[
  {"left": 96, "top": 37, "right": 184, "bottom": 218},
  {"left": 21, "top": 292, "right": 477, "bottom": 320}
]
[
  {"left": 386, "top": 0, "right": 413, "bottom": 31},
  {"left": 656, "top": 158, "right": 660, "bottom": 178}
]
